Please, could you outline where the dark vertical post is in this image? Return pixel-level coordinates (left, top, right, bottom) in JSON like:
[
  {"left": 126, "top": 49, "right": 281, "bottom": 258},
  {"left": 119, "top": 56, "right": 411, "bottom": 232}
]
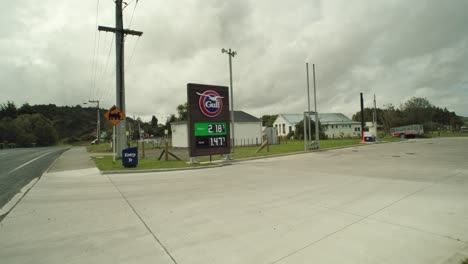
[
  {"left": 313, "top": 64, "right": 319, "bottom": 149},
  {"left": 306, "top": 63, "right": 312, "bottom": 146},
  {"left": 360, "top": 92, "right": 365, "bottom": 141},
  {"left": 115, "top": 0, "right": 126, "bottom": 157}
]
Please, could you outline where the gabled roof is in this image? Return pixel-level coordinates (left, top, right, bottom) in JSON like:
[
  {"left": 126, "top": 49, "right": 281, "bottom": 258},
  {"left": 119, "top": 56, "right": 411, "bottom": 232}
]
[
  {"left": 280, "top": 114, "right": 304, "bottom": 124},
  {"left": 275, "top": 113, "right": 359, "bottom": 125},
  {"left": 312, "top": 113, "right": 353, "bottom": 123},
  {"left": 170, "top": 110, "right": 261, "bottom": 124},
  {"left": 232, "top": 111, "right": 262, "bottom": 123}
]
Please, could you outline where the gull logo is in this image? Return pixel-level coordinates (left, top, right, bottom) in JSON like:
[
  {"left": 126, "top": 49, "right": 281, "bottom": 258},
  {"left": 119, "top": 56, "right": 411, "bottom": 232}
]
[{"left": 197, "top": 90, "right": 223, "bottom": 117}]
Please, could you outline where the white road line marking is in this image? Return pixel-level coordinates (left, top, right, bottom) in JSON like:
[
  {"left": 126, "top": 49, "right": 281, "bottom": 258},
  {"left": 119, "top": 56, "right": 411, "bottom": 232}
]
[{"left": 9, "top": 151, "right": 54, "bottom": 174}]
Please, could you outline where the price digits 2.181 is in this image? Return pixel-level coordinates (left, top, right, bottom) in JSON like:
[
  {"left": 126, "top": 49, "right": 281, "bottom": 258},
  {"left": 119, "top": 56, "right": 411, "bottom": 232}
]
[{"left": 208, "top": 123, "right": 225, "bottom": 133}]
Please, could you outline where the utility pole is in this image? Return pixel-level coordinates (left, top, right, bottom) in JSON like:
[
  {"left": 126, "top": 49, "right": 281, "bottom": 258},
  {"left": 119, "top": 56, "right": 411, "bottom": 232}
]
[
  {"left": 313, "top": 64, "right": 319, "bottom": 149},
  {"left": 98, "top": 0, "right": 142, "bottom": 158},
  {"left": 373, "top": 94, "right": 377, "bottom": 125},
  {"left": 360, "top": 93, "right": 365, "bottom": 142},
  {"left": 89, "top": 100, "right": 100, "bottom": 144},
  {"left": 221, "top": 48, "right": 237, "bottom": 153},
  {"left": 306, "top": 63, "right": 312, "bottom": 147}
]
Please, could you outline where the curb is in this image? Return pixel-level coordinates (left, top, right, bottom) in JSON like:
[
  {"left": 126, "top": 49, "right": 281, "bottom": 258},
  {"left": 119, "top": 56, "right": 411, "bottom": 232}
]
[
  {"left": 98, "top": 140, "right": 405, "bottom": 175},
  {"left": 0, "top": 148, "right": 70, "bottom": 223}
]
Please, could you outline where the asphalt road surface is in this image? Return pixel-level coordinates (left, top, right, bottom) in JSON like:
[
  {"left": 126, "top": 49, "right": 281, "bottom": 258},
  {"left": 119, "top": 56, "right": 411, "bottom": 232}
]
[{"left": 0, "top": 147, "right": 68, "bottom": 210}]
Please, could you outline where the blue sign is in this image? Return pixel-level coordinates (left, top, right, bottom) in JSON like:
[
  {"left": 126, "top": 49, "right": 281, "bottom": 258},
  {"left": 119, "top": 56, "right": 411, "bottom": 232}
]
[{"left": 122, "top": 147, "right": 138, "bottom": 168}]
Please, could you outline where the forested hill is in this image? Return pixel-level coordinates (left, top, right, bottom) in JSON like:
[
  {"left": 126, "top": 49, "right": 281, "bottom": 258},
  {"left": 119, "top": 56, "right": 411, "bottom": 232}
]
[
  {"left": 1, "top": 101, "right": 168, "bottom": 147},
  {"left": 0, "top": 102, "right": 108, "bottom": 146},
  {"left": 29, "top": 104, "right": 101, "bottom": 139}
]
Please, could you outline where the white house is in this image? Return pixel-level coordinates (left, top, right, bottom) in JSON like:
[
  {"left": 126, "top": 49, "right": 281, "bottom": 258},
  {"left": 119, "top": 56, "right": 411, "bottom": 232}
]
[
  {"left": 273, "top": 113, "right": 362, "bottom": 138},
  {"left": 273, "top": 114, "right": 303, "bottom": 136},
  {"left": 171, "top": 111, "right": 263, "bottom": 148}
]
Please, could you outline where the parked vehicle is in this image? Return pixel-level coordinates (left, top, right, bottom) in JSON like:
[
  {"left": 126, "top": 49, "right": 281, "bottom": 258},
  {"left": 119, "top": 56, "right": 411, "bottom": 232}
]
[{"left": 390, "top": 124, "right": 424, "bottom": 138}]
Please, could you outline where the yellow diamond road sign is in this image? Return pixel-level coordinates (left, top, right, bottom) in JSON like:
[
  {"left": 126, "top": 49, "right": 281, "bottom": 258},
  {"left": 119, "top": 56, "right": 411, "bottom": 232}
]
[{"left": 104, "top": 105, "right": 125, "bottom": 126}]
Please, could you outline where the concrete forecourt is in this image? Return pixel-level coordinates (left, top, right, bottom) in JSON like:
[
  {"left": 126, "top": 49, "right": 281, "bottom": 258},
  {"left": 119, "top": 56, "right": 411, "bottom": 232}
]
[{"left": 0, "top": 138, "right": 467, "bottom": 264}]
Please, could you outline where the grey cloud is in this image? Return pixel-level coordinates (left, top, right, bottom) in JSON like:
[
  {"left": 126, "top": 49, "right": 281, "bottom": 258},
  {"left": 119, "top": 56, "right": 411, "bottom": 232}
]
[{"left": 1, "top": 0, "right": 467, "bottom": 122}]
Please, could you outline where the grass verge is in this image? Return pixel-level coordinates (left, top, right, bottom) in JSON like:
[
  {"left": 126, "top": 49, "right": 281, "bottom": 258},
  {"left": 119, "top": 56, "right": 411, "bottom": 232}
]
[
  {"left": 92, "top": 138, "right": 401, "bottom": 171},
  {"left": 92, "top": 156, "right": 212, "bottom": 171}
]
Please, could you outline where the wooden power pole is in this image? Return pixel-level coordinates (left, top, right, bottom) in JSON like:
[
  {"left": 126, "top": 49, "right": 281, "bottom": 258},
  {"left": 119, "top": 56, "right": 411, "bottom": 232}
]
[{"left": 98, "top": 0, "right": 142, "bottom": 158}]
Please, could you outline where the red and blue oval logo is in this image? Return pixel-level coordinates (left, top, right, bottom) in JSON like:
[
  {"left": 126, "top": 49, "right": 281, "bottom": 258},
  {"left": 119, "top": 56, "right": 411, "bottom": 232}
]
[{"left": 198, "top": 90, "right": 223, "bottom": 118}]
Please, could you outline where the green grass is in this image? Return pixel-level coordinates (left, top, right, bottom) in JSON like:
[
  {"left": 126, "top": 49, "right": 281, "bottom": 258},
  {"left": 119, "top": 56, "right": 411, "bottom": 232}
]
[
  {"left": 379, "top": 136, "right": 405, "bottom": 142},
  {"left": 91, "top": 139, "right": 375, "bottom": 171},
  {"left": 426, "top": 131, "right": 468, "bottom": 137},
  {"left": 92, "top": 156, "right": 211, "bottom": 171},
  {"left": 90, "top": 138, "right": 413, "bottom": 171},
  {"left": 217, "top": 139, "right": 361, "bottom": 160},
  {"left": 87, "top": 143, "right": 113, "bottom": 153},
  {"left": 87, "top": 141, "right": 164, "bottom": 153}
]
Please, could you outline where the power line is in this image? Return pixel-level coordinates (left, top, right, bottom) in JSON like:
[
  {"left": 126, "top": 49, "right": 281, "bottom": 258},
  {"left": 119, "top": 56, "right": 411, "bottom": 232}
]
[
  {"left": 96, "top": 35, "right": 116, "bottom": 105},
  {"left": 126, "top": 37, "right": 140, "bottom": 71},
  {"left": 127, "top": 0, "right": 139, "bottom": 28},
  {"left": 89, "top": 0, "right": 101, "bottom": 101},
  {"left": 96, "top": 33, "right": 114, "bottom": 99}
]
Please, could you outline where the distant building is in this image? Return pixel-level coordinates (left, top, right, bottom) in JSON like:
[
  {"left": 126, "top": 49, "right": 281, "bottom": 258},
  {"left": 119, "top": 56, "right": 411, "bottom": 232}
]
[
  {"left": 273, "top": 113, "right": 362, "bottom": 138},
  {"left": 171, "top": 111, "right": 263, "bottom": 148}
]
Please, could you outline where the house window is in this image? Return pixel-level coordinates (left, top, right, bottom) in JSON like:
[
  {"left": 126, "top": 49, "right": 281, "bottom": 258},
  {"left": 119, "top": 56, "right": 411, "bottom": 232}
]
[
  {"left": 289, "top": 126, "right": 292, "bottom": 133},
  {"left": 282, "top": 124, "right": 285, "bottom": 134}
]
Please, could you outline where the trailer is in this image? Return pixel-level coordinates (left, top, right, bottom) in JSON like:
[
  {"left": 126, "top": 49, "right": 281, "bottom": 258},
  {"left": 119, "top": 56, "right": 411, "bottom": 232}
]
[{"left": 390, "top": 124, "right": 424, "bottom": 138}]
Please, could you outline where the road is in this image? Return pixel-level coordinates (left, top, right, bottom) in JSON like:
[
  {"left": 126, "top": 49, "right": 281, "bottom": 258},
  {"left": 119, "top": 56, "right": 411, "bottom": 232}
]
[
  {"left": 0, "top": 147, "right": 68, "bottom": 210},
  {"left": 0, "top": 138, "right": 467, "bottom": 264}
]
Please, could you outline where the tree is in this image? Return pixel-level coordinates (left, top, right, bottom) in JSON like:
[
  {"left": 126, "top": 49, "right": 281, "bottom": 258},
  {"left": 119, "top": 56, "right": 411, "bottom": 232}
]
[
  {"left": 380, "top": 104, "right": 403, "bottom": 133},
  {"left": 260, "top": 115, "right": 278, "bottom": 127},
  {"left": 0, "top": 117, "right": 16, "bottom": 143},
  {"left": 0, "top": 101, "right": 18, "bottom": 119},
  {"left": 400, "top": 97, "right": 433, "bottom": 126},
  {"left": 151, "top": 115, "right": 158, "bottom": 127},
  {"left": 176, "top": 103, "right": 188, "bottom": 121},
  {"left": 294, "top": 117, "right": 326, "bottom": 140},
  {"left": 31, "top": 114, "right": 58, "bottom": 146},
  {"left": 165, "top": 114, "right": 177, "bottom": 135},
  {"left": 18, "top": 103, "right": 34, "bottom": 115}
]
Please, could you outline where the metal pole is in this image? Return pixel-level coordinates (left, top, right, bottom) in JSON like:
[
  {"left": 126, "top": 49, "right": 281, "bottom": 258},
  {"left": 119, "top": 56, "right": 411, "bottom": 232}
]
[
  {"left": 373, "top": 94, "right": 377, "bottom": 125},
  {"left": 115, "top": 0, "right": 126, "bottom": 158},
  {"left": 113, "top": 126, "right": 116, "bottom": 163},
  {"left": 313, "top": 64, "right": 319, "bottom": 148},
  {"left": 360, "top": 93, "right": 365, "bottom": 141},
  {"left": 228, "top": 49, "right": 235, "bottom": 152},
  {"left": 88, "top": 100, "right": 100, "bottom": 144},
  {"left": 306, "top": 63, "right": 312, "bottom": 148},
  {"left": 303, "top": 112, "right": 307, "bottom": 151},
  {"left": 97, "top": 101, "right": 101, "bottom": 144}
]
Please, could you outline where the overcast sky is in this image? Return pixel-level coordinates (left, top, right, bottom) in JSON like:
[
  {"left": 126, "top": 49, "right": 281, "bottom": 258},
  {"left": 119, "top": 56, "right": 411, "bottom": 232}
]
[{"left": 2, "top": 0, "right": 468, "bottom": 122}]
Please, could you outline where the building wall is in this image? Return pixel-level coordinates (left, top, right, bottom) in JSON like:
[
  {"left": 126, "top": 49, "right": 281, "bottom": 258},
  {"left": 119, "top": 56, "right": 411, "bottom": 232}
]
[
  {"left": 323, "top": 123, "right": 361, "bottom": 138},
  {"left": 171, "top": 123, "right": 188, "bottom": 148},
  {"left": 232, "top": 122, "right": 263, "bottom": 146},
  {"left": 273, "top": 115, "right": 297, "bottom": 136}
]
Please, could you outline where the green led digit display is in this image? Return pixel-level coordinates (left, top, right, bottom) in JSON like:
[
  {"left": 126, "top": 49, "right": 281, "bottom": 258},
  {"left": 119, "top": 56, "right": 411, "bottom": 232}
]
[{"left": 194, "top": 122, "right": 227, "bottom": 136}]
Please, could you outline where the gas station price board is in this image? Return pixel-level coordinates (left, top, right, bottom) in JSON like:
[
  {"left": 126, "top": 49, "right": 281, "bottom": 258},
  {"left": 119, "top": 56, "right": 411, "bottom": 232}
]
[
  {"left": 187, "top": 84, "right": 230, "bottom": 157},
  {"left": 194, "top": 122, "right": 227, "bottom": 147}
]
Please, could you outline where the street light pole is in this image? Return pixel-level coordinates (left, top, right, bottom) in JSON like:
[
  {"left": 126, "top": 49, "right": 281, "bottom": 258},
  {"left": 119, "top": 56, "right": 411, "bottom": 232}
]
[
  {"left": 313, "top": 64, "right": 319, "bottom": 149},
  {"left": 88, "top": 100, "right": 101, "bottom": 144},
  {"left": 222, "top": 48, "right": 237, "bottom": 152}
]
